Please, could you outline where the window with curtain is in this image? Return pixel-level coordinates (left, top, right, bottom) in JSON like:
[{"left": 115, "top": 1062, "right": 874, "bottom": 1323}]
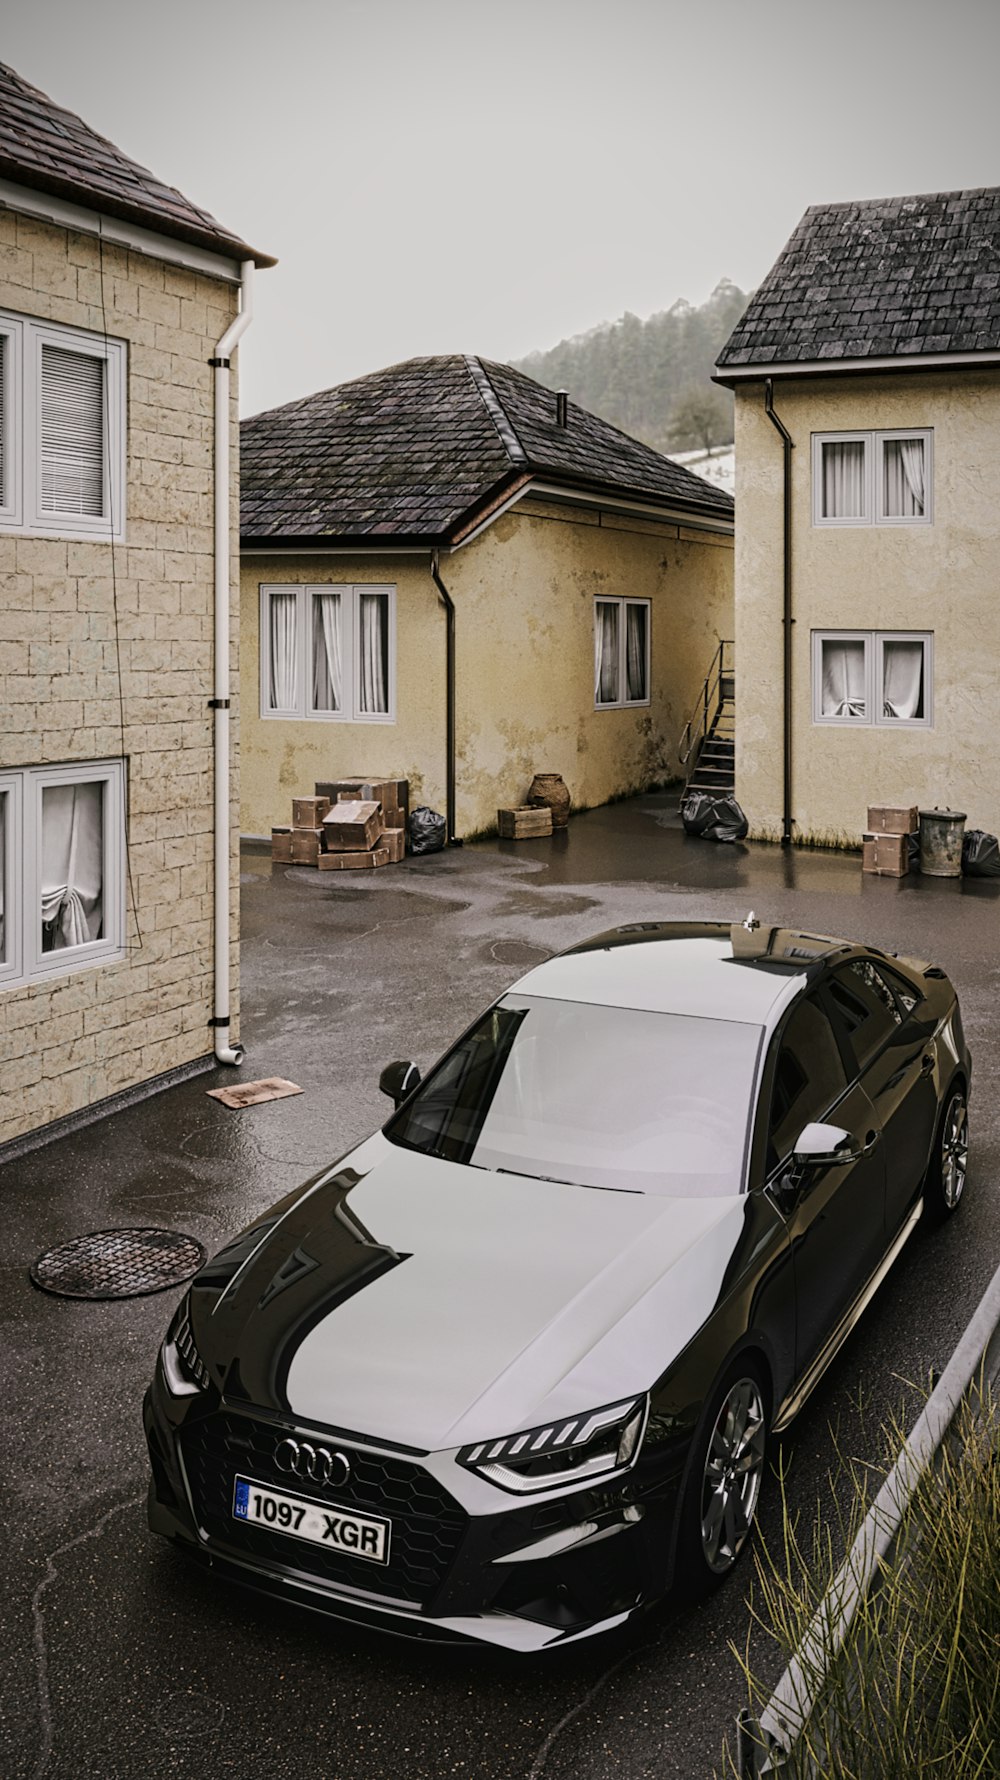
[
  {"left": 812, "top": 631, "right": 932, "bottom": 727},
  {"left": 812, "top": 431, "right": 932, "bottom": 527},
  {"left": 594, "top": 597, "right": 650, "bottom": 708},
  {"left": 261, "top": 585, "right": 396, "bottom": 723},
  {"left": 0, "top": 762, "right": 124, "bottom": 988},
  {"left": 0, "top": 307, "right": 125, "bottom": 539}
]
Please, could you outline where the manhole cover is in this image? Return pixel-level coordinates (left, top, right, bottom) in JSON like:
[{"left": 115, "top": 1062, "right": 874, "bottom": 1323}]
[{"left": 29, "top": 1228, "right": 206, "bottom": 1300}]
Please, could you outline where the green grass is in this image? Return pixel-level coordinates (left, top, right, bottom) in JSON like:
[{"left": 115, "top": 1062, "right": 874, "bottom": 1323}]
[{"left": 722, "top": 1388, "right": 1000, "bottom": 1779}]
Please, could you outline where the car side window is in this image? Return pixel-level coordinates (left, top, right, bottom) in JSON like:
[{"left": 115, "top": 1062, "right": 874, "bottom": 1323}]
[
  {"left": 767, "top": 993, "right": 848, "bottom": 1171},
  {"left": 828, "top": 960, "right": 902, "bottom": 1070}
]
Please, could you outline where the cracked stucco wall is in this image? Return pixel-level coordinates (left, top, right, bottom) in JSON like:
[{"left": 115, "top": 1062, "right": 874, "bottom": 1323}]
[
  {"left": 0, "top": 209, "right": 241, "bottom": 1147},
  {"left": 734, "top": 370, "right": 1000, "bottom": 844},
  {"left": 239, "top": 504, "right": 733, "bottom": 838}
]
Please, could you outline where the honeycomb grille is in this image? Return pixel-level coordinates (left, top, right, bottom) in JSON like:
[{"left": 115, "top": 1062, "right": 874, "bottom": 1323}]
[{"left": 181, "top": 1411, "right": 466, "bottom": 1606}]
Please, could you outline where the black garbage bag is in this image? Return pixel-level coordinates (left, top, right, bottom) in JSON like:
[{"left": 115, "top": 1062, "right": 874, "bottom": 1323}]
[
  {"left": 408, "top": 806, "right": 447, "bottom": 855},
  {"left": 962, "top": 829, "right": 1000, "bottom": 878},
  {"left": 681, "top": 788, "right": 749, "bottom": 844}
]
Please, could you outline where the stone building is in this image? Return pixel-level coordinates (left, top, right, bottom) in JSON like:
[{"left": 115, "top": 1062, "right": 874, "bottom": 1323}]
[
  {"left": 715, "top": 187, "right": 1000, "bottom": 846},
  {"left": 0, "top": 61, "right": 272, "bottom": 1150},
  {"left": 239, "top": 356, "right": 734, "bottom": 840}
]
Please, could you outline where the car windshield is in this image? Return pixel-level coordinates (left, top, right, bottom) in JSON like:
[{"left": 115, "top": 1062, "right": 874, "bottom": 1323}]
[{"left": 385, "top": 995, "right": 763, "bottom": 1197}]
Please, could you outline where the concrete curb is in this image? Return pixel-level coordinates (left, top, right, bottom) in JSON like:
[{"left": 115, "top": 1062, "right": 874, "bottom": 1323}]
[{"left": 736, "top": 1253, "right": 1000, "bottom": 1777}]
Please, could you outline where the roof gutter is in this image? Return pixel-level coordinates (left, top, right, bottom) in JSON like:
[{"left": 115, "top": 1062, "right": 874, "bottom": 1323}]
[
  {"left": 209, "top": 260, "right": 255, "bottom": 1066},
  {"left": 430, "top": 550, "right": 460, "bottom": 846},
  {"left": 715, "top": 348, "right": 1000, "bottom": 387},
  {"left": 764, "top": 379, "right": 795, "bottom": 847}
]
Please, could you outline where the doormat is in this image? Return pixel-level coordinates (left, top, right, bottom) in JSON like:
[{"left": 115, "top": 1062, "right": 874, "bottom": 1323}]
[{"left": 207, "top": 1077, "right": 303, "bottom": 1110}]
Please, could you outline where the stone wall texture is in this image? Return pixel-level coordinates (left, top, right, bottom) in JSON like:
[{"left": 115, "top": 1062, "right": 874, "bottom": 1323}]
[
  {"left": 733, "top": 371, "right": 1000, "bottom": 846},
  {"left": 240, "top": 502, "right": 734, "bottom": 838},
  {"left": 0, "top": 209, "right": 241, "bottom": 1147}
]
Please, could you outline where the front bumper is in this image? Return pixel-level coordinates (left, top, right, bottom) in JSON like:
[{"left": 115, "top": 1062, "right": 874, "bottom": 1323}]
[{"left": 144, "top": 1366, "right": 683, "bottom": 1653}]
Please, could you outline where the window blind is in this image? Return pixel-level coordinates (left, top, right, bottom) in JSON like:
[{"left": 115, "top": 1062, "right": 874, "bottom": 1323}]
[
  {"left": 0, "top": 333, "right": 5, "bottom": 506},
  {"left": 40, "top": 344, "right": 106, "bottom": 517}
]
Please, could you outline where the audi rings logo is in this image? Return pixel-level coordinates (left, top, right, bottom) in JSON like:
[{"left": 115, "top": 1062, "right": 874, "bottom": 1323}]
[{"left": 274, "top": 1438, "right": 351, "bottom": 1489}]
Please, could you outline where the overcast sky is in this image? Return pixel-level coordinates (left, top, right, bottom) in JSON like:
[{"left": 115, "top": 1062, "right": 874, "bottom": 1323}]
[{"left": 6, "top": 0, "right": 999, "bottom": 416}]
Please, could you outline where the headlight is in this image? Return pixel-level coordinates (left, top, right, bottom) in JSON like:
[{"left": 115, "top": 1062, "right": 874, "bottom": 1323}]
[
  {"left": 161, "top": 1296, "right": 210, "bottom": 1395},
  {"left": 457, "top": 1397, "right": 646, "bottom": 1494}
]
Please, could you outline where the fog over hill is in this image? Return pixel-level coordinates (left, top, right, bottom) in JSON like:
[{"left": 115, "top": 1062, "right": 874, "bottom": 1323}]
[{"left": 512, "top": 280, "right": 748, "bottom": 455}]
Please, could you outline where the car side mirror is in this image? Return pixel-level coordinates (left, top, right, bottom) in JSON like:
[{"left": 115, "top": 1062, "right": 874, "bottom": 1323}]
[
  {"left": 379, "top": 1060, "right": 421, "bottom": 1108},
  {"left": 792, "top": 1121, "right": 860, "bottom": 1168}
]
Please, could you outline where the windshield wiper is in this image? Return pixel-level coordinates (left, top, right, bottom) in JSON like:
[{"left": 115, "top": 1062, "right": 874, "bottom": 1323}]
[{"left": 495, "top": 1166, "right": 640, "bottom": 1194}]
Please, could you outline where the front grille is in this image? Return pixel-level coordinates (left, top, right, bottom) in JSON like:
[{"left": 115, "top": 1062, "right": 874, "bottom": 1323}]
[{"left": 181, "top": 1411, "right": 466, "bottom": 1606}]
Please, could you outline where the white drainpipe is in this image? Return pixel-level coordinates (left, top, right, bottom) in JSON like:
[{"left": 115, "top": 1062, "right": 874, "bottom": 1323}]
[{"left": 210, "top": 260, "right": 254, "bottom": 1065}]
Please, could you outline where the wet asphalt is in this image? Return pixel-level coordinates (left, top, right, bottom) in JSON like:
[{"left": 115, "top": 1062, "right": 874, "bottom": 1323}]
[{"left": 3, "top": 792, "right": 999, "bottom": 1780}]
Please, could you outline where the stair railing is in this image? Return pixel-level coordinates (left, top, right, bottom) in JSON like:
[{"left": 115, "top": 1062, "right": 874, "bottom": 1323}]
[{"left": 678, "top": 638, "right": 735, "bottom": 773}]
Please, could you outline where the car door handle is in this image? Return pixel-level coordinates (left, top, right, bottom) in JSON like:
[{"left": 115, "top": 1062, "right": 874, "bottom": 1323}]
[
  {"left": 920, "top": 1053, "right": 935, "bottom": 1074},
  {"left": 862, "top": 1129, "right": 881, "bottom": 1156}
]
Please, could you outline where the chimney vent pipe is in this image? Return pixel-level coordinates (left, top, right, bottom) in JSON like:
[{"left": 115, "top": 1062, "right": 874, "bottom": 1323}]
[{"left": 556, "top": 390, "right": 568, "bottom": 427}]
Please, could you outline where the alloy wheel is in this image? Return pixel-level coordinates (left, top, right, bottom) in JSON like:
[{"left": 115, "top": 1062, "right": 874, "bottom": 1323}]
[
  {"left": 940, "top": 1093, "right": 969, "bottom": 1210},
  {"left": 700, "top": 1377, "right": 766, "bottom": 1575}
]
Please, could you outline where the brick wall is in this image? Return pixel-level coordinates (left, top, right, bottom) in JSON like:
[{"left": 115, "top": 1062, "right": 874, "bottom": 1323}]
[{"left": 0, "top": 209, "right": 241, "bottom": 1146}]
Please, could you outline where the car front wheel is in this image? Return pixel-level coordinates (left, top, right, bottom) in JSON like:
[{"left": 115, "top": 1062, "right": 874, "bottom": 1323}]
[{"left": 676, "top": 1362, "right": 768, "bottom": 1593}]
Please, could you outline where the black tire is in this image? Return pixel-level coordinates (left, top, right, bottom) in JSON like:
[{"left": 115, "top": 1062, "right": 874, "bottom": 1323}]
[
  {"left": 674, "top": 1358, "right": 769, "bottom": 1596},
  {"left": 923, "top": 1084, "right": 969, "bottom": 1222}
]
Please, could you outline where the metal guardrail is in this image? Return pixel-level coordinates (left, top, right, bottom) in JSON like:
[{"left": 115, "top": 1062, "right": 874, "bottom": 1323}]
[
  {"left": 735, "top": 1255, "right": 1000, "bottom": 1777},
  {"left": 678, "top": 638, "right": 734, "bottom": 771}
]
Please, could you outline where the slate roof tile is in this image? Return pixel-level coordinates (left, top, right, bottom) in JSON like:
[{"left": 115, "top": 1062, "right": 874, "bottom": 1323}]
[
  {"left": 716, "top": 188, "right": 1000, "bottom": 371},
  {"left": 0, "top": 60, "right": 272, "bottom": 265},
  {"left": 241, "top": 355, "right": 733, "bottom": 543}
]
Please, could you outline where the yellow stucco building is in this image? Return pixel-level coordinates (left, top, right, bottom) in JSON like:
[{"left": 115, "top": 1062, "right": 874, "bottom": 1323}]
[
  {"left": 715, "top": 188, "right": 1000, "bottom": 847},
  {"left": 240, "top": 357, "right": 734, "bottom": 840}
]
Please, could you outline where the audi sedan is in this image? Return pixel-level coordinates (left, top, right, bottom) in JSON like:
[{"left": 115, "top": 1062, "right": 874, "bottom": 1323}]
[{"left": 144, "top": 921, "right": 970, "bottom": 1651}]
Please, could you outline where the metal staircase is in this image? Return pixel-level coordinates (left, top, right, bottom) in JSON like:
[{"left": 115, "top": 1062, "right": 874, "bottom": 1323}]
[{"left": 678, "top": 640, "right": 735, "bottom": 794}]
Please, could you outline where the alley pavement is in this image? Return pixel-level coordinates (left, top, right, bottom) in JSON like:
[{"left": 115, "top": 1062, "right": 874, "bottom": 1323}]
[{"left": 4, "top": 793, "right": 999, "bottom": 1780}]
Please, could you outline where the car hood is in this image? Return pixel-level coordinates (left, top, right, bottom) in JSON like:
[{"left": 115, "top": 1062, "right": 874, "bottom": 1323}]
[{"left": 198, "top": 1134, "right": 749, "bottom": 1452}]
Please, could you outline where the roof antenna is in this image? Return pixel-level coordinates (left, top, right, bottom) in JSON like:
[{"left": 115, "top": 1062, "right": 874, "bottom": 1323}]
[
  {"left": 743, "top": 911, "right": 760, "bottom": 931},
  {"left": 555, "top": 390, "right": 568, "bottom": 427}
]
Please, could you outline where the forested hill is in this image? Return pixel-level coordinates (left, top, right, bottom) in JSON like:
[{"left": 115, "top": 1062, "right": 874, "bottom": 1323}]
[{"left": 511, "top": 280, "right": 749, "bottom": 455}]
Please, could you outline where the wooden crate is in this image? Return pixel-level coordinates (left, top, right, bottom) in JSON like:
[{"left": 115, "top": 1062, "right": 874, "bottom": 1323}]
[
  {"left": 322, "top": 800, "right": 384, "bottom": 851},
  {"left": 290, "top": 828, "right": 325, "bottom": 865},
  {"left": 318, "top": 845, "right": 391, "bottom": 871},
  {"left": 498, "top": 805, "right": 553, "bottom": 839},
  {"left": 271, "top": 827, "right": 294, "bottom": 863},
  {"left": 867, "top": 804, "right": 918, "bottom": 836},
  {"left": 863, "top": 833, "right": 909, "bottom": 877},
  {"left": 292, "top": 795, "right": 330, "bottom": 828},
  {"left": 384, "top": 827, "right": 406, "bottom": 863}
]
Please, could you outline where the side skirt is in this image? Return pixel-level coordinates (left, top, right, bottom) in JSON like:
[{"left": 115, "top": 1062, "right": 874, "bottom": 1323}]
[{"left": 772, "top": 1198, "right": 924, "bottom": 1433}]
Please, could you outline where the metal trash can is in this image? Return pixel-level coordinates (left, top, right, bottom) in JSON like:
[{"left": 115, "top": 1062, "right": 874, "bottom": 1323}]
[{"left": 918, "top": 807, "right": 967, "bottom": 878}]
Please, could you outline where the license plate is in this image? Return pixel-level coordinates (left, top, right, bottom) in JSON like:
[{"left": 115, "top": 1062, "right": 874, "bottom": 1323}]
[{"left": 232, "top": 1475, "right": 390, "bottom": 1565}]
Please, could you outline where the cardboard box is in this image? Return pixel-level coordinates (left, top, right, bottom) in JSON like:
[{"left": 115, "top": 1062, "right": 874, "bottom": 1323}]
[
  {"left": 498, "top": 805, "right": 554, "bottom": 839},
  {"left": 290, "top": 828, "right": 325, "bottom": 865},
  {"left": 867, "top": 804, "right": 918, "bottom": 836},
  {"left": 384, "top": 827, "right": 406, "bottom": 863},
  {"left": 322, "top": 800, "right": 384, "bottom": 851},
  {"left": 316, "top": 778, "right": 409, "bottom": 826},
  {"left": 318, "top": 845, "right": 391, "bottom": 871},
  {"left": 292, "top": 795, "right": 330, "bottom": 828},
  {"left": 271, "top": 827, "right": 294, "bottom": 863},
  {"left": 862, "top": 833, "right": 909, "bottom": 877}
]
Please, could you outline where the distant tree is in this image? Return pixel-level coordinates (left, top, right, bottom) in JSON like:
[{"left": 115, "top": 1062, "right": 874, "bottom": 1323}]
[{"left": 666, "top": 382, "right": 732, "bottom": 453}]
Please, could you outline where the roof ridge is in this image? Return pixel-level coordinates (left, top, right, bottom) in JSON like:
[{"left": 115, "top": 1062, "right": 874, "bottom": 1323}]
[{"left": 464, "top": 355, "right": 528, "bottom": 466}]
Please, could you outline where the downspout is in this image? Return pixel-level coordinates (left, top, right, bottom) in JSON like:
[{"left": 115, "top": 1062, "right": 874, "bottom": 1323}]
[
  {"left": 209, "top": 260, "right": 255, "bottom": 1064},
  {"left": 429, "top": 550, "right": 460, "bottom": 845},
  {"left": 764, "top": 379, "right": 795, "bottom": 847}
]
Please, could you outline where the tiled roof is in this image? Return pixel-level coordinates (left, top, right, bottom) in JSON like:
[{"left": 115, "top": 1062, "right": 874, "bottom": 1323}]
[
  {"left": 241, "top": 355, "right": 734, "bottom": 543},
  {"left": 0, "top": 61, "right": 272, "bottom": 266},
  {"left": 716, "top": 188, "right": 1000, "bottom": 373}
]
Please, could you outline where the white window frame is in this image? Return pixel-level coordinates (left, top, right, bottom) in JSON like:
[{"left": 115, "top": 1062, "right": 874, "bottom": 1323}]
[
  {"left": 0, "top": 305, "right": 126, "bottom": 542},
  {"left": 812, "top": 630, "right": 934, "bottom": 729},
  {"left": 593, "top": 596, "right": 651, "bottom": 710},
  {"left": 0, "top": 760, "right": 126, "bottom": 990},
  {"left": 259, "top": 584, "right": 397, "bottom": 724},
  {"left": 811, "top": 430, "right": 933, "bottom": 528}
]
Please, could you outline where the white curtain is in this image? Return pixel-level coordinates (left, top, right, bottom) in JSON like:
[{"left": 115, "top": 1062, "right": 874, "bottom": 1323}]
[
  {"left": 268, "top": 592, "right": 298, "bottom": 710},
  {"left": 595, "top": 602, "right": 619, "bottom": 703},
  {"left": 311, "top": 592, "right": 343, "bottom": 712},
  {"left": 0, "top": 791, "right": 5, "bottom": 960},
  {"left": 625, "top": 604, "right": 648, "bottom": 701},
  {"left": 359, "top": 593, "right": 389, "bottom": 714},
  {"left": 821, "top": 639, "right": 867, "bottom": 717},
  {"left": 41, "top": 782, "right": 104, "bottom": 951},
  {"left": 822, "top": 440, "right": 866, "bottom": 519},
  {"left": 883, "top": 438, "right": 925, "bottom": 517},
  {"left": 882, "top": 640, "right": 925, "bottom": 719}
]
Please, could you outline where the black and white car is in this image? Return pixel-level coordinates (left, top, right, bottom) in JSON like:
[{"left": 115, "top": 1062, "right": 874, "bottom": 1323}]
[{"left": 144, "top": 920, "right": 971, "bottom": 1651}]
